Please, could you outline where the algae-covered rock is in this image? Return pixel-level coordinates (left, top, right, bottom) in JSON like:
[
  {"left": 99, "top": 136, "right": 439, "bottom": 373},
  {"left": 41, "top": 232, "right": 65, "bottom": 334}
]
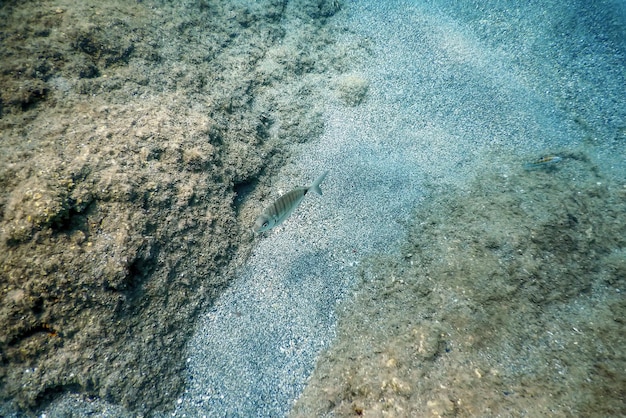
[
  {"left": 0, "top": 0, "right": 356, "bottom": 415},
  {"left": 291, "top": 154, "right": 626, "bottom": 417}
]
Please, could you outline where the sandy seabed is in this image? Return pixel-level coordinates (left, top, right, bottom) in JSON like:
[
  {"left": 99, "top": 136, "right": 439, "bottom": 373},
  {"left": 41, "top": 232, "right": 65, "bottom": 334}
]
[{"left": 1, "top": 0, "right": 624, "bottom": 417}]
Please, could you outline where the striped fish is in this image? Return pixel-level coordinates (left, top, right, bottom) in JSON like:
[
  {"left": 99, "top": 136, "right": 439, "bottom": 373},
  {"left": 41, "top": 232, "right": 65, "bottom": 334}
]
[
  {"left": 253, "top": 171, "right": 328, "bottom": 233},
  {"left": 524, "top": 155, "right": 563, "bottom": 170}
]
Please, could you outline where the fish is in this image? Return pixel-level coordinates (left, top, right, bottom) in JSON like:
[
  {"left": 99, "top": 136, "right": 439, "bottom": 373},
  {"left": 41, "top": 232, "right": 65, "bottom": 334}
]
[
  {"left": 524, "top": 155, "right": 563, "bottom": 170},
  {"left": 253, "top": 171, "right": 328, "bottom": 233}
]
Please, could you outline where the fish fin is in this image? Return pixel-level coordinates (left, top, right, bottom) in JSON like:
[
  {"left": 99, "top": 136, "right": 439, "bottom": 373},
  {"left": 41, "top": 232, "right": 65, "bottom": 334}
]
[{"left": 309, "top": 171, "right": 328, "bottom": 195}]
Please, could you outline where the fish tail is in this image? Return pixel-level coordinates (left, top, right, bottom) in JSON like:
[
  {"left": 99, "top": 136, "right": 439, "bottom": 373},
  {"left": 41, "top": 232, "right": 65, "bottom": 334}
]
[
  {"left": 310, "top": 171, "right": 328, "bottom": 195},
  {"left": 523, "top": 162, "right": 538, "bottom": 170}
]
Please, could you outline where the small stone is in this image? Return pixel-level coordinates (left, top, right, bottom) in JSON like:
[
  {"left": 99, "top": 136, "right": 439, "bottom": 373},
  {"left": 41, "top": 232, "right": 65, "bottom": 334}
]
[{"left": 336, "top": 74, "right": 369, "bottom": 106}]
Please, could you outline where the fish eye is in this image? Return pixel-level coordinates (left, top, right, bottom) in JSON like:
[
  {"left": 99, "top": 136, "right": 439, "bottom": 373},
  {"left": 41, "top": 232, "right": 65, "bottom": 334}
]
[{"left": 263, "top": 221, "right": 269, "bottom": 228}]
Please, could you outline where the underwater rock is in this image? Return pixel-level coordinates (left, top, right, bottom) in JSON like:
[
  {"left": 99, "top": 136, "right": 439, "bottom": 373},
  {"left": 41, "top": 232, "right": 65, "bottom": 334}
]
[
  {"left": 336, "top": 73, "right": 369, "bottom": 106},
  {"left": 291, "top": 155, "right": 626, "bottom": 417},
  {"left": 0, "top": 0, "right": 357, "bottom": 415}
]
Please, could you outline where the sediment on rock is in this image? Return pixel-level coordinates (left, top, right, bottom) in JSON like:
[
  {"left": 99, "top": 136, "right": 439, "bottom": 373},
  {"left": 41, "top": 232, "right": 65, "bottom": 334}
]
[
  {"left": 291, "top": 154, "right": 626, "bottom": 417},
  {"left": 0, "top": 0, "right": 355, "bottom": 415}
]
